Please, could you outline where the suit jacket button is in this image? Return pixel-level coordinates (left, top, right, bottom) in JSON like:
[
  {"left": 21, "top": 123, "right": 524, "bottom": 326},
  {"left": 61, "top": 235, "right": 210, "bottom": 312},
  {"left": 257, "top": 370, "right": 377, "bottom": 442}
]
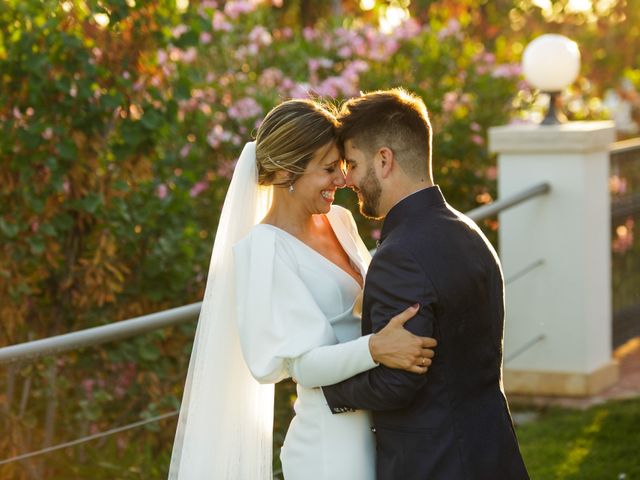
[{"left": 370, "top": 427, "right": 376, "bottom": 433}]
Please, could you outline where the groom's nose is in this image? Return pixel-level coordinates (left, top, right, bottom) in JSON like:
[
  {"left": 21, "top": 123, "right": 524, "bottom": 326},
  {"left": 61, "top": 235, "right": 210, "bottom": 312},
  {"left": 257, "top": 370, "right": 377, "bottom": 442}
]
[{"left": 344, "top": 170, "right": 355, "bottom": 189}]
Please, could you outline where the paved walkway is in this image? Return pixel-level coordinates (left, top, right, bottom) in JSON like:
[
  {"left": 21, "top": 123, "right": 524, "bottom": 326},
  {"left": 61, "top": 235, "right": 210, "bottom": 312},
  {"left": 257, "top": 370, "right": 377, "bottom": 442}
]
[{"left": 509, "top": 337, "right": 640, "bottom": 410}]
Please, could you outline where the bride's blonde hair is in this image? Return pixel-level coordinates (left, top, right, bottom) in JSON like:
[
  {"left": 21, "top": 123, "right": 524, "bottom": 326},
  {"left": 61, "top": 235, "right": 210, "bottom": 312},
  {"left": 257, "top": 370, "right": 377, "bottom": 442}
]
[{"left": 256, "top": 99, "right": 338, "bottom": 187}]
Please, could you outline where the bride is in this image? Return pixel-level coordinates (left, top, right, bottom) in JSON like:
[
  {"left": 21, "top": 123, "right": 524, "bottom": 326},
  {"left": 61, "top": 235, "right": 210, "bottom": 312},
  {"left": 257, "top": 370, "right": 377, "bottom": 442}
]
[{"left": 169, "top": 99, "right": 435, "bottom": 479}]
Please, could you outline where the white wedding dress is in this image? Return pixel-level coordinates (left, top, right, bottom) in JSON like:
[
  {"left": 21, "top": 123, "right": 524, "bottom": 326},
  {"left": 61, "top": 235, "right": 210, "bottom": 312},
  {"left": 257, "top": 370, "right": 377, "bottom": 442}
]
[{"left": 233, "top": 205, "right": 376, "bottom": 480}]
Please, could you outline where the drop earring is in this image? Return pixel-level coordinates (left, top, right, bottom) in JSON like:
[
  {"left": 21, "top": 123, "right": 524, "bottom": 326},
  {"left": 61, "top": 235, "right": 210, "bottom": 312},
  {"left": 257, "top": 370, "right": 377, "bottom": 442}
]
[{"left": 288, "top": 184, "right": 294, "bottom": 193}]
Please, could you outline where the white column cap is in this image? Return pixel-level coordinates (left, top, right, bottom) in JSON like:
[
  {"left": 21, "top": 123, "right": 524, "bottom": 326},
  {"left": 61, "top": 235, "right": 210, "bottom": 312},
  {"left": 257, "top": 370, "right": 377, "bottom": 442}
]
[{"left": 489, "top": 121, "right": 615, "bottom": 154}]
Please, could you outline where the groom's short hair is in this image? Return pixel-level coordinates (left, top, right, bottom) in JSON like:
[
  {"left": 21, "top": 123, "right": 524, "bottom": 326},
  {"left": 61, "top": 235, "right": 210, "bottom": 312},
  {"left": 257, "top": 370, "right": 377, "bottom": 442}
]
[{"left": 337, "top": 88, "right": 432, "bottom": 179}]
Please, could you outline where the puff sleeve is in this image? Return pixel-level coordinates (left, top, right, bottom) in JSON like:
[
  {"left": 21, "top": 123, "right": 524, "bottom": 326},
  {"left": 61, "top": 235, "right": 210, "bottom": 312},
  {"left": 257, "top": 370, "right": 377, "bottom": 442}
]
[{"left": 233, "top": 227, "right": 376, "bottom": 388}]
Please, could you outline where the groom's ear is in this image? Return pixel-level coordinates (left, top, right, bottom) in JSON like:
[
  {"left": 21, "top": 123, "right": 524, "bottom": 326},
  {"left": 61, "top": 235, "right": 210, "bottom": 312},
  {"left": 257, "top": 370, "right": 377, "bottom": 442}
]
[{"left": 377, "top": 146, "right": 395, "bottom": 179}]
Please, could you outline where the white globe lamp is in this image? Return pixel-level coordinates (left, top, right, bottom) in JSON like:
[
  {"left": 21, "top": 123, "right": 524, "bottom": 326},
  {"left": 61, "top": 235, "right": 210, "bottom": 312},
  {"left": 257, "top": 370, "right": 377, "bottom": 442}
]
[{"left": 522, "top": 34, "right": 581, "bottom": 125}]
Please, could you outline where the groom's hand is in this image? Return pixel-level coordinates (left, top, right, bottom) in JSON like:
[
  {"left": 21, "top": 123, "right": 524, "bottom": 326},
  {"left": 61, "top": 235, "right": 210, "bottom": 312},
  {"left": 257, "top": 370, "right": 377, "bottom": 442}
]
[{"left": 368, "top": 304, "right": 437, "bottom": 374}]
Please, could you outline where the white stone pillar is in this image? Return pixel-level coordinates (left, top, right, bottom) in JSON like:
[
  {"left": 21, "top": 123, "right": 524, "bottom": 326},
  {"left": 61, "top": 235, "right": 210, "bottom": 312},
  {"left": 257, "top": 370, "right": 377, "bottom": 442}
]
[{"left": 489, "top": 121, "right": 619, "bottom": 396}]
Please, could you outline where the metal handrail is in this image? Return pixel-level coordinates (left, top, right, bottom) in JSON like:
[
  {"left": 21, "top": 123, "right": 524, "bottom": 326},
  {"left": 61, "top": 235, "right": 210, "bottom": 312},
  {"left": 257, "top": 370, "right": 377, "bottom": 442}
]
[
  {"left": 504, "top": 334, "right": 546, "bottom": 364},
  {"left": 0, "top": 182, "right": 552, "bottom": 365},
  {"left": 466, "top": 182, "right": 550, "bottom": 222},
  {"left": 0, "top": 411, "right": 179, "bottom": 466},
  {"left": 505, "top": 259, "right": 545, "bottom": 285},
  {"left": 0, "top": 303, "right": 201, "bottom": 365}
]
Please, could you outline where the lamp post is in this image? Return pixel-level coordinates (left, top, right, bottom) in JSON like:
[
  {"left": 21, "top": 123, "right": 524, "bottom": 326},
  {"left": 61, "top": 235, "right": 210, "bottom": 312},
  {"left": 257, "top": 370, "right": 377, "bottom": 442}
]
[{"left": 522, "top": 34, "right": 581, "bottom": 125}]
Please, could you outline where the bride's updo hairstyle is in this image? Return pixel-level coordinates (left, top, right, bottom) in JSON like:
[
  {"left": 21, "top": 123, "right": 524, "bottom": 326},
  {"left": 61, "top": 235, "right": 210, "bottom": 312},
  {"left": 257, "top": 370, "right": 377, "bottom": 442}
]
[{"left": 255, "top": 99, "right": 338, "bottom": 187}]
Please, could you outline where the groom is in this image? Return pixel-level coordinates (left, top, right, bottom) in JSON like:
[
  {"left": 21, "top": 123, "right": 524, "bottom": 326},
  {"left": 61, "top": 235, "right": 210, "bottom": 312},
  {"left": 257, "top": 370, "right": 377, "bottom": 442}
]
[{"left": 322, "top": 89, "right": 529, "bottom": 479}]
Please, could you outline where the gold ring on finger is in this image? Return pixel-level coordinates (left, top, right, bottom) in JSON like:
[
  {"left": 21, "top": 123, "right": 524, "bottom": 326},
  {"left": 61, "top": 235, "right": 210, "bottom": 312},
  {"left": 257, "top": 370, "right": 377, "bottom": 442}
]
[{"left": 421, "top": 357, "right": 426, "bottom": 366}]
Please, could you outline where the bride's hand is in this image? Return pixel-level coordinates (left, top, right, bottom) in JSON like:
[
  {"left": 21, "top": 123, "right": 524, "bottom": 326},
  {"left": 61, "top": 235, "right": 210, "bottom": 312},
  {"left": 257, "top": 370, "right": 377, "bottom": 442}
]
[{"left": 368, "top": 304, "right": 437, "bottom": 374}]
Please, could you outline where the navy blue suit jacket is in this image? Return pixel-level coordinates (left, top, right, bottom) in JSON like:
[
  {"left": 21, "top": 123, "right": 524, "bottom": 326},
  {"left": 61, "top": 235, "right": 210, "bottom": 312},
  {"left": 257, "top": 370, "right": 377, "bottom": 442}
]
[{"left": 323, "top": 186, "right": 529, "bottom": 480}]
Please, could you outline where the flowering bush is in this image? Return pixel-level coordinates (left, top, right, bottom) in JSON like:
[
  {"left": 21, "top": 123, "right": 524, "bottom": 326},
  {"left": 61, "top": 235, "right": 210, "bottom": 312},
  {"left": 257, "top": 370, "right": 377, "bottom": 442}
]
[{"left": 158, "top": 1, "right": 524, "bottom": 246}]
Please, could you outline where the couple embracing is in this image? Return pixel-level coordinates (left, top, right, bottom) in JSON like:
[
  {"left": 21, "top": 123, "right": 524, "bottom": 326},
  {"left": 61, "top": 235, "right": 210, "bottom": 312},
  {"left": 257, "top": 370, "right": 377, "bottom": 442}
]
[{"left": 169, "top": 89, "right": 529, "bottom": 480}]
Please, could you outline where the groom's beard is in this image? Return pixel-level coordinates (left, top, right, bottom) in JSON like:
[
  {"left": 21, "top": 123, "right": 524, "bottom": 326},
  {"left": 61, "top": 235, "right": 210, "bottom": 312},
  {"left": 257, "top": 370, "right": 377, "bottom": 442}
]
[{"left": 357, "top": 166, "right": 383, "bottom": 220}]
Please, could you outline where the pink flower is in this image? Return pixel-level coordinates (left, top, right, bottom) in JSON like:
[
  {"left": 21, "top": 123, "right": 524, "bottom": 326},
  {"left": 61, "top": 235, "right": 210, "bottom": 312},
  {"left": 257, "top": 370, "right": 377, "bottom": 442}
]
[
  {"left": 259, "top": 67, "right": 283, "bottom": 88},
  {"left": 314, "top": 80, "right": 338, "bottom": 98},
  {"left": 303, "top": 27, "right": 317, "bottom": 41},
  {"left": 470, "top": 122, "right": 481, "bottom": 132},
  {"left": 157, "top": 49, "right": 168, "bottom": 66},
  {"left": 610, "top": 175, "right": 628, "bottom": 195},
  {"left": 207, "top": 124, "right": 233, "bottom": 148},
  {"left": 338, "top": 46, "right": 352, "bottom": 58},
  {"left": 190, "top": 181, "right": 209, "bottom": 197},
  {"left": 482, "top": 53, "right": 496, "bottom": 64},
  {"left": 280, "top": 27, "right": 292, "bottom": 39},
  {"left": 316, "top": 74, "right": 359, "bottom": 98},
  {"left": 224, "top": 0, "right": 256, "bottom": 19},
  {"left": 485, "top": 166, "right": 497, "bottom": 181},
  {"left": 156, "top": 184, "right": 168, "bottom": 199},
  {"left": 180, "top": 144, "right": 192, "bottom": 158},
  {"left": 172, "top": 24, "right": 188, "bottom": 38},
  {"left": 347, "top": 60, "right": 369, "bottom": 74},
  {"left": 471, "top": 134, "right": 484, "bottom": 146},
  {"left": 212, "top": 11, "right": 232, "bottom": 32},
  {"left": 181, "top": 47, "right": 198, "bottom": 64},
  {"left": 289, "top": 83, "right": 311, "bottom": 99},
  {"left": 82, "top": 379, "right": 95, "bottom": 398},
  {"left": 442, "top": 92, "right": 458, "bottom": 113},
  {"left": 309, "top": 58, "right": 333, "bottom": 72},
  {"left": 217, "top": 159, "right": 237, "bottom": 180},
  {"left": 308, "top": 58, "right": 320, "bottom": 72},
  {"left": 492, "top": 64, "right": 522, "bottom": 79},
  {"left": 395, "top": 18, "right": 422, "bottom": 39},
  {"left": 200, "top": 32, "right": 212, "bottom": 44},
  {"left": 438, "top": 19, "right": 461, "bottom": 40},
  {"left": 228, "top": 97, "right": 262, "bottom": 120},
  {"left": 42, "top": 127, "right": 53, "bottom": 140},
  {"left": 248, "top": 26, "right": 272, "bottom": 47},
  {"left": 351, "top": 36, "right": 367, "bottom": 56}
]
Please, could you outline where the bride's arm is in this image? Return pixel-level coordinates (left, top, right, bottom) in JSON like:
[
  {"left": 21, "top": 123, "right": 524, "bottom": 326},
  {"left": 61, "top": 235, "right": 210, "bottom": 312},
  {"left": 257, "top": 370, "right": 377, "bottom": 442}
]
[
  {"left": 287, "top": 334, "right": 376, "bottom": 388},
  {"left": 236, "top": 230, "right": 377, "bottom": 387},
  {"left": 289, "top": 304, "right": 430, "bottom": 388},
  {"left": 234, "top": 227, "right": 431, "bottom": 389},
  {"left": 235, "top": 229, "right": 343, "bottom": 385}
]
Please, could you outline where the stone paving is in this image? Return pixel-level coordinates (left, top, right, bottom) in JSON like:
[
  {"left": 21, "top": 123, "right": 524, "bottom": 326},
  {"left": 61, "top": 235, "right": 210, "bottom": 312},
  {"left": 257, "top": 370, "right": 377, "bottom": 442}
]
[{"left": 508, "top": 337, "right": 640, "bottom": 410}]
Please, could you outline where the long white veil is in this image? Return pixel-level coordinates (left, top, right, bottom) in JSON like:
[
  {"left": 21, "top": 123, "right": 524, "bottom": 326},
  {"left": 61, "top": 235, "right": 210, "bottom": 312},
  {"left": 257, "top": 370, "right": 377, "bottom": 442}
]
[{"left": 169, "top": 141, "right": 275, "bottom": 479}]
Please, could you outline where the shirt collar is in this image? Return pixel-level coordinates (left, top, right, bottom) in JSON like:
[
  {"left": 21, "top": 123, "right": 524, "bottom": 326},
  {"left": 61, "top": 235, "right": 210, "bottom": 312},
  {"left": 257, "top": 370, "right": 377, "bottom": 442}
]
[{"left": 379, "top": 185, "right": 445, "bottom": 245}]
